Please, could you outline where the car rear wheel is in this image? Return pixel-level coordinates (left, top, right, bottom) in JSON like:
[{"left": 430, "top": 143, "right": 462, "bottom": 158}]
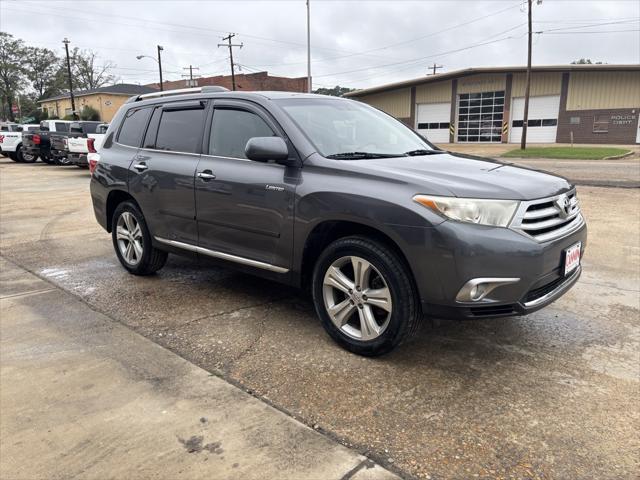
[
  {"left": 8, "top": 152, "right": 20, "bottom": 162},
  {"left": 18, "top": 148, "right": 37, "bottom": 163},
  {"left": 312, "top": 236, "right": 421, "bottom": 356},
  {"left": 39, "top": 154, "right": 54, "bottom": 164},
  {"left": 111, "top": 201, "right": 168, "bottom": 275}
]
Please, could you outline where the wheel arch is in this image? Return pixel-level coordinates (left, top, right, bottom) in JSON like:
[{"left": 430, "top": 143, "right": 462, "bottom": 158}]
[
  {"left": 299, "top": 219, "right": 416, "bottom": 293},
  {"left": 105, "top": 189, "right": 139, "bottom": 233}
]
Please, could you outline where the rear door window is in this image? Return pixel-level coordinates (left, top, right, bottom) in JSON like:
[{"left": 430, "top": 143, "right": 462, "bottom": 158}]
[
  {"left": 118, "top": 108, "right": 152, "bottom": 147},
  {"left": 154, "top": 108, "right": 205, "bottom": 154},
  {"left": 55, "top": 122, "right": 70, "bottom": 132},
  {"left": 82, "top": 123, "right": 98, "bottom": 134},
  {"left": 209, "top": 109, "right": 275, "bottom": 159}
]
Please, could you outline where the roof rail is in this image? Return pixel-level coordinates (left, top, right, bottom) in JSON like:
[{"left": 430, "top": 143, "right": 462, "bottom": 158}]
[{"left": 127, "top": 85, "right": 230, "bottom": 103}]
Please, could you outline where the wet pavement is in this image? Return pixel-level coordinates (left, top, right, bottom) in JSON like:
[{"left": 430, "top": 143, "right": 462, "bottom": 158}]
[{"left": 1, "top": 157, "right": 638, "bottom": 479}]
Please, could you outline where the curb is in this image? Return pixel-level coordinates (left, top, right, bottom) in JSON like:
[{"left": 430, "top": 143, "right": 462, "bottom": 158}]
[{"left": 602, "top": 150, "right": 635, "bottom": 160}]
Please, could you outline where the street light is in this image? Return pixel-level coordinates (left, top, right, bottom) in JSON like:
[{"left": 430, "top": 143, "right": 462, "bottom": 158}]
[{"left": 136, "top": 45, "right": 164, "bottom": 91}]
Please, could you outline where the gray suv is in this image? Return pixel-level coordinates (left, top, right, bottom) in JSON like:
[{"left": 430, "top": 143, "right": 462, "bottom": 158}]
[{"left": 90, "top": 87, "right": 586, "bottom": 356}]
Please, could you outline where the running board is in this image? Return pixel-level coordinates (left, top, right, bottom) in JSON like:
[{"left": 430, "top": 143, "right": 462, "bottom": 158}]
[{"left": 154, "top": 237, "right": 289, "bottom": 274}]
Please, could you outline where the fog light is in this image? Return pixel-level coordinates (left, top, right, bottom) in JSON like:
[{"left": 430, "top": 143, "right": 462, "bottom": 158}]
[
  {"left": 469, "top": 285, "right": 479, "bottom": 300},
  {"left": 456, "top": 278, "right": 520, "bottom": 303}
]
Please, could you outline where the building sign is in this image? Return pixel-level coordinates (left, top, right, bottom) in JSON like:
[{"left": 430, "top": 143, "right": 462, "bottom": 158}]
[
  {"left": 611, "top": 114, "right": 636, "bottom": 126},
  {"left": 104, "top": 100, "right": 112, "bottom": 106}
]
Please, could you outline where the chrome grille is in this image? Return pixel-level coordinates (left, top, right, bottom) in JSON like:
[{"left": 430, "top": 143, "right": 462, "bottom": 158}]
[{"left": 510, "top": 189, "right": 584, "bottom": 242}]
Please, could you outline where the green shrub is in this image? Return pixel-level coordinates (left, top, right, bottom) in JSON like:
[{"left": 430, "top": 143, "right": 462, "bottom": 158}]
[{"left": 80, "top": 105, "right": 100, "bottom": 121}]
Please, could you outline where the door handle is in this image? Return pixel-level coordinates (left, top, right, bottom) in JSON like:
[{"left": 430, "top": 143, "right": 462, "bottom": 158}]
[
  {"left": 133, "top": 162, "right": 148, "bottom": 172},
  {"left": 197, "top": 170, "right": 216, "bottom": 181}
]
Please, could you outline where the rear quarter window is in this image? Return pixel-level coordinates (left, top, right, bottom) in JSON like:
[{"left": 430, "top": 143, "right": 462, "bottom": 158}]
[
  {"left": 117, "top": 108, "right": 152, "bottom": 147},
  {"left": 55, "top": 122, "right": 70, "bottom": 132}
]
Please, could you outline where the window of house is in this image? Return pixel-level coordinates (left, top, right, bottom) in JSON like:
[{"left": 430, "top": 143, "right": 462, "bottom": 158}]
[
  {"left": 209, "top": 109, "right": 275, "bottom": 159},
  {"left": 155, "top": 108, "right": 205, "bottom": 153},
  {"left": 117, "top": 108, "right": 152, "bottom": 147},
  {"left": 569, "top": 116, "right": 581, "bottom": 125},
  {"left": 593, "top": 115, "right": 609, "bottom": 133}
]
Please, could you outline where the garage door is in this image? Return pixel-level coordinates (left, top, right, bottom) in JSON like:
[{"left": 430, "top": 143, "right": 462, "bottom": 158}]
[
  {"left": 417, "top": 103, "right": 450, "bottom": 144},
  {"left": 509, "top": 95, "right": 560, "bottom": 143}
]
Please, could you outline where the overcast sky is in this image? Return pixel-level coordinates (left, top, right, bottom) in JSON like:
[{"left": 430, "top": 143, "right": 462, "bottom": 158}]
[{"left": 1, "top": 0, "right": 638, "bottom": 91}]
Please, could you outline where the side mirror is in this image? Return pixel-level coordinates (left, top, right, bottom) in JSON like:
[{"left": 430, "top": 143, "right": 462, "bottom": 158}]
[{"left": 245, "top": 137, "right": 289, "bottom": 163}]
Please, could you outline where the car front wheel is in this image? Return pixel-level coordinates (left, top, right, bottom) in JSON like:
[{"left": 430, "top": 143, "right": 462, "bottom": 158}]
[
  {"left": 111, "top": 201, "right": 168, "bottom": 275},
  {"left": 312, "top": 236, "right": 421, "bottom": 356}
]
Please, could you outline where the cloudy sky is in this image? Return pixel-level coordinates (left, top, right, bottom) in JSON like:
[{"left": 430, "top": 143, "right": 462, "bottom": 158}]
[{"left": 1, "top": 0, "right": 638, "bottom": 90}]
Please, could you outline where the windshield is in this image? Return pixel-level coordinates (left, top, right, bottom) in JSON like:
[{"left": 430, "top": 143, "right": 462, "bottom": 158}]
[{"left": 276, "top": 97, "right": 434, "bottom": 158}]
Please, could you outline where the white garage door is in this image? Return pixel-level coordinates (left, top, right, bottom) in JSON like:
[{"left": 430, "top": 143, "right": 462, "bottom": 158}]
[
  {"left": 417, "top": 103, "right": 450, "bottom": 144},
  {"left": 509, "top": 95, "right": 560, "bottom": 143}
]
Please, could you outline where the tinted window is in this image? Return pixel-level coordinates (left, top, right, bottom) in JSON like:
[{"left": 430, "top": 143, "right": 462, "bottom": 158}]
[
  {"left": 209, "top": 109, "right": 276, "bottom": 159},
  {"left": 82, "top": 123, "right": 99, "bottom": 134},
  {"left": 118, "top": 108, "right": 151, "bottom": 147},
  {"left": 55, "top": 122, "right": 70, "bottom": 132},
  {"left": 155, "top": 108, "right": 205, "bottom": 153},
  {"left": 143, "top": 108, "right": 162, "bottom": 149}
]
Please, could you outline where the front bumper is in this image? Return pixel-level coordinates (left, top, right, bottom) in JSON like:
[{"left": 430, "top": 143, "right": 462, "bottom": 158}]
[{"left": 399, "top": 218, "right": 587, "bottom": 319}]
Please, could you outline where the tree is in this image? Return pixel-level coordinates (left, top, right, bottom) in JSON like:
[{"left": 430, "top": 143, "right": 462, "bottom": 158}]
[
  {"left": 313, "top": 86, "right": 355, "bottom": 97},
  {"left": 71, "top": 48, "right": 116, "bottom": 90},
  {"left": 0, "top": 32, "right": 27, "bottom": 121},
  {"left": 571, "top": 58, "right": 604, "bottom": 65},
  {"left": 24, "top": 47, "right": 64, "bottom": 99}
]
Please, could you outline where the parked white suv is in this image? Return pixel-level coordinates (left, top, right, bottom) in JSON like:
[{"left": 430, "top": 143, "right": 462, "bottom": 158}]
[{"left": 0, "top": 124, "right": 40, "bottom": 162}]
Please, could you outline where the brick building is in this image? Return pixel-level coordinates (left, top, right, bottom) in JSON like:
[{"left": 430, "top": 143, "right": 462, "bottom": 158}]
[
  {"left": 344, "top": 64, "right": 640, "bottom": 145},
  {"left": 149, "top": 71, "right": 308, "bottom": 93}
]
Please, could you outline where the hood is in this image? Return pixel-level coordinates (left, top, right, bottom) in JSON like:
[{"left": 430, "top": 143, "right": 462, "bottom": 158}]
[{"left": 345, "top": 152, "right": 572, "bottom": 200}]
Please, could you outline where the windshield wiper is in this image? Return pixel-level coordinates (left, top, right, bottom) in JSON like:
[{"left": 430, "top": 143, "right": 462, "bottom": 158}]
[
  {"left": 404, "top": 149, "right": 446, "bottom": 156},
  {"left": 325, "top": 151, "right": 403, "bottom": 159}
]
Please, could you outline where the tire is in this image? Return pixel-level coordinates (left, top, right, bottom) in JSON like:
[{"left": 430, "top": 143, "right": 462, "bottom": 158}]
[
  {"left": 312, "top": 236, "right": 421, "bottom": 356},
  {"left": 111, "top": 201, "right": 168, "bottom": 275},
  {"left": 39, "top": 155, "right": 54, "bottom": 165},
  {"left": 18, "top": 147, "right": 37, "bottom": 163},
  {"left": 8, "top": 152, "right": 20, "bottom": 162}
]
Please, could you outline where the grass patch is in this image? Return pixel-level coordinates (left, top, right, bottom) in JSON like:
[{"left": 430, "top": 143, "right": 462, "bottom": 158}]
[{"left": 502, "top": 146, "right": 630, "bottom": 160}]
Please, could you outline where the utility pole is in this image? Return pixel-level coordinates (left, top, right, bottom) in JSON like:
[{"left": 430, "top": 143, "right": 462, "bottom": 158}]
[
  {"left": 182, "top": 65, "right": 200, "bottom": 87},
  {"left": 306, "top": 0, "right": 312, "bottom": 92},
  {"left": 520, "top": 0, "right": 534, "bottom": 150},
  {"left": 62, "top": 38, "right": 76, "bottom": 120},
  {"left": 428, "top": 63, "right": 443, "bottom": 75},
  {"left": 157, "top": 45, "right": 164, "bottom": 91},
  {"left": 218, "top": 34, "right": 243, "bottom": 91}
]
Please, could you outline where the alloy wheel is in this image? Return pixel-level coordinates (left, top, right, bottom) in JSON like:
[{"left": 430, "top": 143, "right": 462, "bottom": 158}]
[
  {"left": 116, "top": 212, "right": 144, "bottom": 265},
  {"left": 322, "top": 255, "right": 392, "bottom": 341}
]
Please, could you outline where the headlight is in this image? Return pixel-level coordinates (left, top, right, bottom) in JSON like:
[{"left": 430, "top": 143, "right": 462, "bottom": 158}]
[{"left": 413, "top": 195, "right": 519, "bottom": 227}]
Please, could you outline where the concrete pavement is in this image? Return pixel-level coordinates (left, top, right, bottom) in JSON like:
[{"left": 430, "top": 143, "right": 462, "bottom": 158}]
[
  {"left": 1, "top": 156, "right": 639, "bottom": 479},
  {"left": 0, "top": 258, "right": 399, "bottom": 480}
]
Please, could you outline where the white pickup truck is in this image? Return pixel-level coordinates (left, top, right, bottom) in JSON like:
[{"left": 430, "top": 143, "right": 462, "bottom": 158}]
[
  {"left": 66, "top": 123, "right": 109, "bottom": 167},
  {"left": 0, "top": 124, "right": 40, "bottom": 162}
]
